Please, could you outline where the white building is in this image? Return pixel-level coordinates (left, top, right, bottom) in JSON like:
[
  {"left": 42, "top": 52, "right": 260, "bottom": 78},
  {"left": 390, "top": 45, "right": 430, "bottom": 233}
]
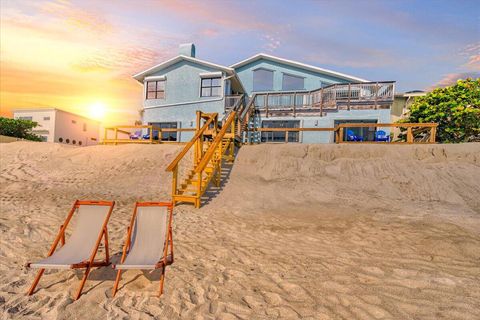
[{"left": 13, "top": 108, "right": 99, "bottom": 146}]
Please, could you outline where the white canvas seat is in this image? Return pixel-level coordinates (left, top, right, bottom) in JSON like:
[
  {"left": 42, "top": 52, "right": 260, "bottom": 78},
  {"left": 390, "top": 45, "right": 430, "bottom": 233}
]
[
  {"left": 27, "top": 200, "right": 115, "bottom": 300},
  {"left": 112, "top": 202, "right": 174, "bottom": 297},
  {"left": 30, "top": 205, "right": 111, "bottom": 269},
  {"left": 115, "top": 206, "right": 167, "bottom": 269}
]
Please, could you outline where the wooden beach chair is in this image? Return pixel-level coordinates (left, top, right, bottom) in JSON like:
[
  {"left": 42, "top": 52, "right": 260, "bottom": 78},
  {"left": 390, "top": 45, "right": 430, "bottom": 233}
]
[
  {"left": 112, "top": 202, "right": 174, "bottom": 297},
  {"left": 27, "top": 200, "right": 115, "bottom": 300}
]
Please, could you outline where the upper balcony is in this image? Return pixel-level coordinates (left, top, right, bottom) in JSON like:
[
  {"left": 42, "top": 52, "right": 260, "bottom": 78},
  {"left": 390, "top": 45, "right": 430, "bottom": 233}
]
[{"left": 251, "top": 81, "right": 395, "bottom": 117}]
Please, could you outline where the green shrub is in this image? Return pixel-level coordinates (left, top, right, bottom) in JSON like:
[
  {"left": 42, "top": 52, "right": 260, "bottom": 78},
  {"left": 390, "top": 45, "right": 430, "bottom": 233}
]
[
  {"left": 0, "top": 117, "right": 43, "bottom": 141},
  {"left": 399, "top": 78, "right": 480, "bottom": 143}
]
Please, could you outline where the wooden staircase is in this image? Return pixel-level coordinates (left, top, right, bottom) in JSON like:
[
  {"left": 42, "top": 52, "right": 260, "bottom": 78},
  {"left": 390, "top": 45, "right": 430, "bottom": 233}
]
[{"left": 166, "top": 111, "right": 237, "bottom": 208}]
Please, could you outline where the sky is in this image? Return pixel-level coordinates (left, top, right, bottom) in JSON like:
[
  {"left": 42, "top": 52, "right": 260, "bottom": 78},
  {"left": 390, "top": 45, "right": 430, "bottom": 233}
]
[{"left": 0, "top": 0, "right": 479, "bottom": 125}]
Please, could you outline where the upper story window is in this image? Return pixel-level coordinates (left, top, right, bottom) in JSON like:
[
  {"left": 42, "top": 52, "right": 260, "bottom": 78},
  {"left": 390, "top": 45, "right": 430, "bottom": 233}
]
[
  {"left": 201, "top": 77, "right": 221, "bottom": 97},
  {"left": 18, "top": 116, "right": 33, "bottom": 121},
  {"left": 282, "top": 73, "right": 304, "bottom": 91},
  {"left": 83, "top": 123, "right": 87, "bottom": 132},
  {"left": 43, "top": 116, "right": 50, "bottom": 121},
  {"left": 253, "top": 68, "right": 274, "bottom": 91},
  {"left": 146, "top": 80, "right": 165, "bottom": 99}
]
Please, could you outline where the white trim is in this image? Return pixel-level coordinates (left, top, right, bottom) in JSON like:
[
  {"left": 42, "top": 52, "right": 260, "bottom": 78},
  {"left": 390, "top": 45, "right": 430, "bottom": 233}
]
[
  {"left": 231, "top": 53, "right": 368, "bottom": 82},
  {"left": 252, "top": 66, "right": 276, "bottom": 72},
  {"left": 133, "top": 55, "right": 234, "bottom": 82},
  {"left": 145, "top": 75, "right": 166, "bottom": 81},
  {"left": 199, "top": 71, "right": 223, "bottom": 78},
  {"left": 143, "top": 97, "right": 224, "bottom": 109},
  {"left": 282, "top": 71, "right": 305, "bottom": 79}
]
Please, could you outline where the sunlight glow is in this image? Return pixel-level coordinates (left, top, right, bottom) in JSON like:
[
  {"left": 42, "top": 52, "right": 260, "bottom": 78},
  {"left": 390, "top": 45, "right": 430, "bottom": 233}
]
[{"left": 88, "top": 102, "right": 106, "bottom": 121}]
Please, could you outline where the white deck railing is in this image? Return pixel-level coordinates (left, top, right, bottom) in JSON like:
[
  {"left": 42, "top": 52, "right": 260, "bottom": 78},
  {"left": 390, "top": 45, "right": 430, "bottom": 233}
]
[{"left": 252, "top": 81, "right": 395, "bottom": 116}]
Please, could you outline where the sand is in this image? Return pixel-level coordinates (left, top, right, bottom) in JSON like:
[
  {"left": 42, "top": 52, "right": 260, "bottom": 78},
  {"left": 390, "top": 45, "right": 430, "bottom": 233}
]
[{"left": 0, "top": 141, "right": 479, "bottom": 319}]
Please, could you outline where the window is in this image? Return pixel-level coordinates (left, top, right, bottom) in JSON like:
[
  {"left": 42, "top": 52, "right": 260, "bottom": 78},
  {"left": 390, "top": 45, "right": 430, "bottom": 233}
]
[
  {"left": 253, "top": 69, "right": 274, "bottom": 91},
  {"left": 72, "top": 120, "right": 76, "bottom": 124},
  {"left": 40, "top": 136, "right": 47, "bottom": 142},
  {"left": 83, "top": 123, "right": 87, "bottom": 132},
  {"left": 18, "top": 116, "right": 32, "bottom": 121},
  {"left": 282, "top": 73, "right": 304, "bottom": 91},
  {"left": 149, "top": 122, "right": 178, "bottom": 141},
  {"left": 146, "top": 80, "right": 165, "bottom": 99},
  {"left": 43, "top": 116, "right": 50, "bottom": 121},
  {"left": 59, "top": 137, "right": 63, "bottom": 143},
  {"left": 72, "top": 140, "right": 76, "bottom": 145},
  {"left": 200, "top": 77, "right": 221, "bottom": 97},
  {"left": 261, "top": 120, "right": 300, "bottom": 143},
  {"left": 79, "top": 141, "right": 82, "bottom": 146},
  {"left": 66, "top": 139, "right": 70, "bottom": 144}
]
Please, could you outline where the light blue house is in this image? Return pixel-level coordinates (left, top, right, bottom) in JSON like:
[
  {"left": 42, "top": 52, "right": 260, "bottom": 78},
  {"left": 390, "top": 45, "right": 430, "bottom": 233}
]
[{"left": 133, "top": 44, "right": 395, "bottom": 143}]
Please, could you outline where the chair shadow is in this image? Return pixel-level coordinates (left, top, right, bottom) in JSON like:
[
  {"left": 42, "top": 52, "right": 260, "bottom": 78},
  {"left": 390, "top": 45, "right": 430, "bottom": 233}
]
[{"left": 73, "top": 252, "right": 164, "bottom": 295}]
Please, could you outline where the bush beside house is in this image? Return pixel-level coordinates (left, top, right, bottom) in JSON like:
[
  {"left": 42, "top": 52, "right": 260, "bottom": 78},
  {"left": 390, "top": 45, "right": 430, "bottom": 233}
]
[
  {"left": 0, "top": 117, "right": 43, "bottom": 141},
  {"left": 399, "top": 78, "right": 480, "bottom": 143}
]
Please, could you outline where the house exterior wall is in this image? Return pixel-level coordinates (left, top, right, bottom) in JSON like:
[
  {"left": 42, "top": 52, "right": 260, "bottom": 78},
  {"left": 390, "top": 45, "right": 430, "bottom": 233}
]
[
  {"left": 252, "top": 109, "right": 391, "bottom": 143},
  {"left": 143, "top": 100, "right": 226, "bottom": 141},
  {"left": 13, "top": 110, "right": 56, "bottom": 142},
  {"left": 54, "top": 110, "right": 99, "bottom": 146},
  {"left": 13, "top": 109, "right": 99, "bottom": 146},
  {"left": 141, "top": 60, "right": 231, "bottom": 141},
  {"left": 234, "top": 58, "right": 351, "bottom": 96},
  {"left": 143, "top": 60, "right": 227, "bottom": 108}
]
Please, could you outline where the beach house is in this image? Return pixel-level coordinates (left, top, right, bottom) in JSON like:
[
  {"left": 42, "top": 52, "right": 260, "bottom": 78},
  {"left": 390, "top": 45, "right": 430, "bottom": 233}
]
[{"left": 133, "top": 44, "right": 395, "bottom": 143}]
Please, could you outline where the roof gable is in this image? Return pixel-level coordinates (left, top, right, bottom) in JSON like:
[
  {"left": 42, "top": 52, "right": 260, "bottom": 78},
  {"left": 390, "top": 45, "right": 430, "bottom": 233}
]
[
  {"left": 231, "top": 53, "right": 368, "bottom": 83},
  {"left": 133, "top": 55, "right": 234, "bottom": 82}
]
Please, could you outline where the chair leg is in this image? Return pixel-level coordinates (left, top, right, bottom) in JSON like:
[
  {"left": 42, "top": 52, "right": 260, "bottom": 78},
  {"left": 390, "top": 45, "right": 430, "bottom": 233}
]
[
  {"left": 158, "top": 266, "right": 166, "bottom": 297},
  {"left": 27, "top": 269, "right": 45, "bottom": 295},
  {"left": 74, "top": 267, "right": 91, "bottom": 300},
  {"left": 112, "top": 270, "right": 122, "bottom": 297}
]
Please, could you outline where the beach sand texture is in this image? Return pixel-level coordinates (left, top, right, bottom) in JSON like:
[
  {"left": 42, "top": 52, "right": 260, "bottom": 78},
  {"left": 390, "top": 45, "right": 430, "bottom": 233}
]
[{"left": 1, "top": 142, "right": 479, "bottom": 319}]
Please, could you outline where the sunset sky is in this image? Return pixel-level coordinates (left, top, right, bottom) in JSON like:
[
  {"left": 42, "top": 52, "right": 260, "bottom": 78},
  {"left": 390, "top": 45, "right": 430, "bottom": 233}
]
[{"left": 1, "top": 0, "right": 479, "bottom": 125}]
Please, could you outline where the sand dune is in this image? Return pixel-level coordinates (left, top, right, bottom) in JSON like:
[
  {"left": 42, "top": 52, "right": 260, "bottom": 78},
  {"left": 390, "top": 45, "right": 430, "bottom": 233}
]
[{"left": 0, "top": 141, "right": 479, "bottom": 319}]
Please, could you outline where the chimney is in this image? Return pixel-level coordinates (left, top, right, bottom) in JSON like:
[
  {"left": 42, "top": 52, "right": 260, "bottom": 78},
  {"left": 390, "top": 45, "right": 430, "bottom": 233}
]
[{"left": 179, "top": 43, "right": 196, "bottom": 58}]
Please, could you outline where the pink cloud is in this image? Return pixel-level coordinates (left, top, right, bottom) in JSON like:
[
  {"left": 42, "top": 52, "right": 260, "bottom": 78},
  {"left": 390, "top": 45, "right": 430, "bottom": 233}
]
[
  {"left": 429, "top": 72, "right": 480, "bottom": 90},
  {"left": 461, "top": 42, "right": 480, "bottom": 71}
]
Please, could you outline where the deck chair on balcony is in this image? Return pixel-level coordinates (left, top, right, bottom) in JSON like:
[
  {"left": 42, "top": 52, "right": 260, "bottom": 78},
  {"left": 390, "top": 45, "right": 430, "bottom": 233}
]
[
  {"left": 27, "top": 200, "right": 115, "bottom": 300},
  {"left": 112, "top": 202, "right": 174, "bottom": 297}
]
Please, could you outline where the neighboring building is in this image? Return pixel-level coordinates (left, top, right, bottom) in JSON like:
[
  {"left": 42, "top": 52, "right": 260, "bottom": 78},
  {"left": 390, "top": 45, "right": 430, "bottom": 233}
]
[
  {"left": 13, "top": 108, "right": 99, "bottom": 146},
  {"left": 391, "top": 90, "right": 427, "bottom": 139},
  {"left": 391, "top": 90, "right": 427, "bottom": 122},
  {"left": 134, "top": 43, "right": 396, "bottom": 143}
]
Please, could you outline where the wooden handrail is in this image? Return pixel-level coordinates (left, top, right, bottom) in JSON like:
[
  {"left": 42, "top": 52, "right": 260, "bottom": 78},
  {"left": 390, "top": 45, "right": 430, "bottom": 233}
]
[
  {"left": 165, "top": 115, "right": 216, "bottom": 172},
  {"left": 194, "top": 111, "right": 236, "bottom": 174}
]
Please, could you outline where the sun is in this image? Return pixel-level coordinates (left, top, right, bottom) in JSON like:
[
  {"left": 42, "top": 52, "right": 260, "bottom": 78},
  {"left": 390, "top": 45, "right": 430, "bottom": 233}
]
[{"left": 88, "top": 102, "right": 106, "bottom": 121}]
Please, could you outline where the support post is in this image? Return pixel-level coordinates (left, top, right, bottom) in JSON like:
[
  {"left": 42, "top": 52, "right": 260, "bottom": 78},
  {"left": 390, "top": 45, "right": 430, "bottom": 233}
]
[
  {"left": 374, "top": 82, "right": 379, "bottom": 110},
  {"left": 293, "top": 93, "right": 296, "bottom": 117},
  {"left": 172, "top": 166, "right": 178, "bottom": 197},
  {"left": 348, "top": 83, "right": 351, "bottom": 110},
  {"left": 196, "top": 171, "right": 202, "bottom": 208},
  {"left": 407, "top": 127, "right": 413, "bottom": 143},
  {"left": 320, "top": 89, "right": 323, "bottom": 117},
  {"left": 265, "top": 94, "right": 269, "bottom": 118},
  {"left": 430, "top": 126, "right": 437, "bottom": 143},
  {"left": 339, "top": 126, "right": 344, "bottom": 143}
]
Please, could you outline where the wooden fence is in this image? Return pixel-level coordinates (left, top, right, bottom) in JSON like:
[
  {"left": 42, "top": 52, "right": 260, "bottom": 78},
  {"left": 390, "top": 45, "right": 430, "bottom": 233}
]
[
  {"left": 249, "top": 123, "right": 438, "bottom": 144},
  {"left": 102, "top": 125, "right": 195, "bottom": 145}
]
